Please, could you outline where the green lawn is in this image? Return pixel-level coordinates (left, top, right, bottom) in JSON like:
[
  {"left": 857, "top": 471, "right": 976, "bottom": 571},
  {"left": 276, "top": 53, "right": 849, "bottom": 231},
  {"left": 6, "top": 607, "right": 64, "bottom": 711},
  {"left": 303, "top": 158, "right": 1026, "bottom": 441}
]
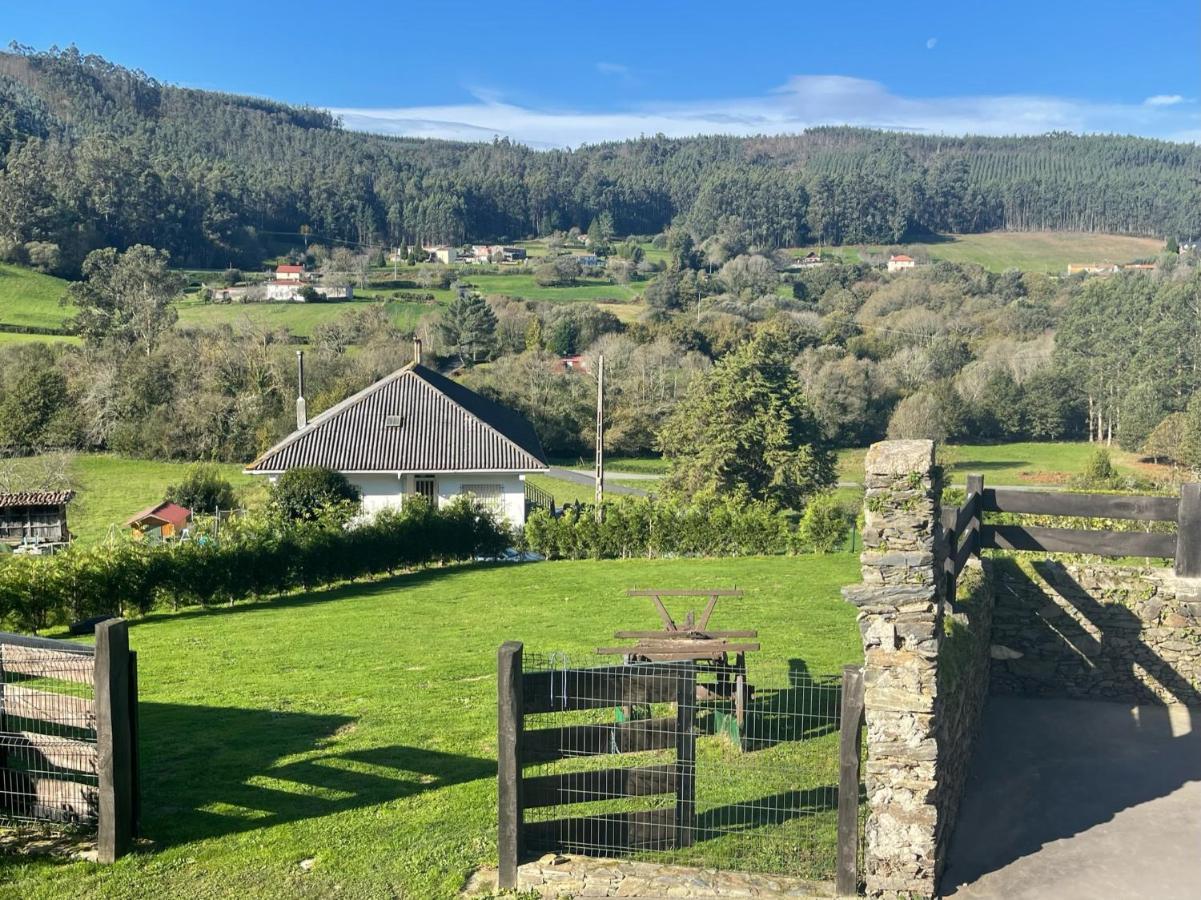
[
  {"left": 1, "top": 555, "right": 862, "bottom": 899},
  {"left": 816, "top": 231, "right": 1164, "bottom": 273},
  {"left": 0, "top": 331, "right": 79, "bottom": 346},
  {"left": 459, "top": 273, "right": 641, "bottom": 304},
  {"left": 837, "top": 441, "right": 1161, "bottom": 487},
  {"left": 45, "top": 455, "right": 262, "bottom": 545},
  {"left": 0, "top": 263, "right": 71, "bottom": 330},
  {"left": 175, "top": 298, "right": 436, "bottom": 338}
]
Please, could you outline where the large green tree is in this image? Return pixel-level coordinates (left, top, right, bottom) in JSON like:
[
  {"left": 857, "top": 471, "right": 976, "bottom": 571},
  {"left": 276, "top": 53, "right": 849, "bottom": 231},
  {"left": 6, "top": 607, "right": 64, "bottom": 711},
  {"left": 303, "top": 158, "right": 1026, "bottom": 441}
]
[
  {"left": 656, "top": 324, "right": 834, "bottom": 508},
  {"left": 438, "top": 288, "right": 497, "bottom": 366},
  {"left": 67, "top": 244, "right": 183, "bottom": 356}
]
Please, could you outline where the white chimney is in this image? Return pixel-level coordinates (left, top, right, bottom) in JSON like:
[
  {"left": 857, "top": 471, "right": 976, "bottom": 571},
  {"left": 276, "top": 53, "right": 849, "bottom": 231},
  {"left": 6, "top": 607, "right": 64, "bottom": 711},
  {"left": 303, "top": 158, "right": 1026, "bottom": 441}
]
[
  {"left": 296, "top": 350, "right": 307, "bottom": 429},
  {"left": 413, "top": 337, "right": 422, "bottom": 366}
]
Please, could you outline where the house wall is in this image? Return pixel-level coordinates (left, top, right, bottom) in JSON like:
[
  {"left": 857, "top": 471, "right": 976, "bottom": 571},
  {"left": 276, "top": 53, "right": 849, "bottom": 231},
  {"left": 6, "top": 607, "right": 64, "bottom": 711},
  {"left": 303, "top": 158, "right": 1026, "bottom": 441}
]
[
  {"left": 344, "top": 472, "right": 528, "bottom": 525},
  {"left": 437, "top": 473, "right": 526, "bottom": 525}
]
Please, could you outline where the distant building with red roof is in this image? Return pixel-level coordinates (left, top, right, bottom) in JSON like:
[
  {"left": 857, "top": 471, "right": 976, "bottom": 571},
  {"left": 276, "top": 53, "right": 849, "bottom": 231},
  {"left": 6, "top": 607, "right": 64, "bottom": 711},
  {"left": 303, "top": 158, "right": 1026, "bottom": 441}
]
[
  {"left": 127, "top": 501, "right": 192, "bottom": 542},
  {"left": 887, "top": 254, "right": 917, "bottom": 272}
]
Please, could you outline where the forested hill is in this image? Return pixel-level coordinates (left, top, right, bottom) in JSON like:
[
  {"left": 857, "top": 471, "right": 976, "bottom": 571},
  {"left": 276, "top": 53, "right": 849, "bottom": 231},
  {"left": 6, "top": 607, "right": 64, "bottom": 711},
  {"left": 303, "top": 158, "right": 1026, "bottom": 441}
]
[{"left": 2, "top": 45, "right": 1199, "bottom": 274}]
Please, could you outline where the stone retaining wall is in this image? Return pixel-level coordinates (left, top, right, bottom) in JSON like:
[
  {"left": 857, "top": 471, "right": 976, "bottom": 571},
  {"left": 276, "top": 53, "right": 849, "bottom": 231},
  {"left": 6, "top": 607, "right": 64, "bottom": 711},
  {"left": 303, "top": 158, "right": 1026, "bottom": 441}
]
[
  {"left": 991, "top": 558, "right": 1201, "bottom": 705},
  {"left": 841, "top": 440, "right": 996, "bottom": 899}
]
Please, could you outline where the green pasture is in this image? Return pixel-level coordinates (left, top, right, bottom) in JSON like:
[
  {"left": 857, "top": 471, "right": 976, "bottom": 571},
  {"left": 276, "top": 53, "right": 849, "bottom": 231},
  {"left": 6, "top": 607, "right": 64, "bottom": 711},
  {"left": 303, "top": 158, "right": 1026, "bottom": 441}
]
[
  {"left": 0, "top": 263, "right": 71, "bottom": 330},
  {"left": 2, "top": 555, "right": 861, "bottom": 898}
]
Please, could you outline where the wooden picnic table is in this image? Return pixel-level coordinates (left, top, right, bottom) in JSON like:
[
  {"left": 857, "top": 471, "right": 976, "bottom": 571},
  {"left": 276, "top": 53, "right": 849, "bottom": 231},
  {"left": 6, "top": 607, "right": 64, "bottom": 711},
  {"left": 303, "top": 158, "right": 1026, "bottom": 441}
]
[{"left": 597, "top": 588, "right": 757, "bottom": 735}]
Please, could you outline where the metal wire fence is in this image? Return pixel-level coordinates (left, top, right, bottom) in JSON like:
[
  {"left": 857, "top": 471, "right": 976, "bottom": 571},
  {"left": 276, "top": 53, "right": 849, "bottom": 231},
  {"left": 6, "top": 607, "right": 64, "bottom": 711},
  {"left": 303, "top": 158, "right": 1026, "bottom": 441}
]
[
  {"left": 0, "top": 639, "right": 99, "bottom": 827},
  {"left": 520, "top": 651, "right": 845, "bottom": 881}
]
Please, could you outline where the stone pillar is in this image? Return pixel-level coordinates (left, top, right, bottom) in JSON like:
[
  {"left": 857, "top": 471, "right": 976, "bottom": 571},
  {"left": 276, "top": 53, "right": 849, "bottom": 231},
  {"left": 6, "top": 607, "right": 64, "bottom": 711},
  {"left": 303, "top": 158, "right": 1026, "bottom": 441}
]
[{"left": 842, "top": 440, "right": 942, "bottom": 899}]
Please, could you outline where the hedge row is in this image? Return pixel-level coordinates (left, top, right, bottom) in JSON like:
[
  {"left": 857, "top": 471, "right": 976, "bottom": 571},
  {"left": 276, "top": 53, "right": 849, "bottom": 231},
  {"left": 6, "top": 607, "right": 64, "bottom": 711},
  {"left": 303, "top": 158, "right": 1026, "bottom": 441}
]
[
  {"left": 0, "top": 499, "right": 510, "bottom": 632},
  {"left": 523, "top": 497, "right": 849, "bottom": 560}
]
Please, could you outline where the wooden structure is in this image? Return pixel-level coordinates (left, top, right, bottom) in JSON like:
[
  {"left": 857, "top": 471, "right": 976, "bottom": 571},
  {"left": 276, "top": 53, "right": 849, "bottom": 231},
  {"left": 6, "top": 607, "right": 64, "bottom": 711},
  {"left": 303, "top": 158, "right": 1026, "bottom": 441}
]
[
  {"left": 941, "top": 476, "right": 1201, "bottom": 599},
  {"left": 126, "top": 501, "right": 192, "bottom": 542},
  {"left": 597, "top": 589, "right": 757, "bottom": 734},
  {"left": 0, "top": 621, "right": 139, "bottom": 862},
  {"left": 0, "top": 491, "right": 73, "bottom": 551},
  {"left": 498, "top": 642, "right": 696, "bottom": 889}
]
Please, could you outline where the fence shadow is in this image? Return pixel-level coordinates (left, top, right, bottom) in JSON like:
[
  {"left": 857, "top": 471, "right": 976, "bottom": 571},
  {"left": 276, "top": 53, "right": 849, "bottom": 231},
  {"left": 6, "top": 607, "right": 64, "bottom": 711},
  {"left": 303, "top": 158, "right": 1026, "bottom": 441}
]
[
  {"left": 137, "top": 702, "right": 493, "bottom": 848},
  {"left": 942, "top": 560, "right": 1201, "bottom": 895},
  {"left": 695, "top": 786, "right": 837, "bottom": 835}
]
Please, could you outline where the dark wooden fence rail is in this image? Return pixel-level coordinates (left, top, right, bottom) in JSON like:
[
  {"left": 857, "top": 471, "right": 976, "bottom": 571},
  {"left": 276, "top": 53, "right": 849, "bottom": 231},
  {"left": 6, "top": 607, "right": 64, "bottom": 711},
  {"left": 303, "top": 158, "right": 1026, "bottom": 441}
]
[
  {"left": 0, "top": 619, "right": 139, "bottom": 862},
  {"left": 497, "top": 641, "right": 696, "bottom": 889},
  {"left": 941, "top": 477, "right": 1201, "bottom": 583},
  {"left": 499, "top": 642, "right": 867, "bottom": 892}
]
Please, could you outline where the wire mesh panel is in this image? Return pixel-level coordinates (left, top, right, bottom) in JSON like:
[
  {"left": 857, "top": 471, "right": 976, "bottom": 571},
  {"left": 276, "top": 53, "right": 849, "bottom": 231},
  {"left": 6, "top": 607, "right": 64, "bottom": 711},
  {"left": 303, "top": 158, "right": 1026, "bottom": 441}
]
[
  {"left": 520, "top": 653, "right": 845, "bottom": 882},
  {"left": 0, "top": 638, "right": 99, "bottom": 827}
]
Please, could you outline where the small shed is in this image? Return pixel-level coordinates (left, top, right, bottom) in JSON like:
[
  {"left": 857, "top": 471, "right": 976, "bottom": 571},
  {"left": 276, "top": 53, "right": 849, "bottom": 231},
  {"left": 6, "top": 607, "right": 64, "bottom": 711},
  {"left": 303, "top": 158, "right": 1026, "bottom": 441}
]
[
  {"left": 0, "top": 491, "right": 74, "bottom": 549},
  {"left": 127, "top": 501, "right": 192, "bottom": 542}
]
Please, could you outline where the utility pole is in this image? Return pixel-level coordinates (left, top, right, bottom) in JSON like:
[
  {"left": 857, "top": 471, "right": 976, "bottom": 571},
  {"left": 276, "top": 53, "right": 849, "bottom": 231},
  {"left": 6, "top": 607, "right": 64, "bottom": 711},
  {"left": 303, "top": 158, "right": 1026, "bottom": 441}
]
[{"left": 594, "top": 354, "right": 604, "bottom": 520}]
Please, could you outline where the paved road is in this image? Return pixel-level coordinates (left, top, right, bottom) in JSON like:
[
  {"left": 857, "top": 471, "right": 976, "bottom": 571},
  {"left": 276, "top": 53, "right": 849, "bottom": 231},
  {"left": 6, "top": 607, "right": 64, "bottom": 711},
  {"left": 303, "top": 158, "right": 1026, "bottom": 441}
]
[
  {"left": 941, "top": 696, "right": 1201, "bottom": 899},
  {"left": 547, "top": 467, "right": 649, "bottom": 497}
]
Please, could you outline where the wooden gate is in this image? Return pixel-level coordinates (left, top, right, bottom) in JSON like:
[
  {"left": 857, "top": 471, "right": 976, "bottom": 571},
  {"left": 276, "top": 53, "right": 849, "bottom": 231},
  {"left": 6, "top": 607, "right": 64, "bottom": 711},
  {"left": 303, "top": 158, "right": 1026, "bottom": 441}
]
[
  {"left": 0, "top": 620, "right": 140, "bottom": 862},
  {"left": 497, "top": 642, "right": 696, "bottom": 889}
]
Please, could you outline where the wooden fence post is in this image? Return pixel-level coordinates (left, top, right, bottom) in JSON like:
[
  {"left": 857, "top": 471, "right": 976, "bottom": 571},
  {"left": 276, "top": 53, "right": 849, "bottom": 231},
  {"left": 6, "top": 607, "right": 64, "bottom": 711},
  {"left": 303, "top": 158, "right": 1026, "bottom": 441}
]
[
  {"left": 497, "top": 641, "right": 524, "bottom": 890},
  {"left": 1177, "top": 483, "right": 1201, "bottom": 578},
  {"left": 941, "top": 505, "right": 958, "bottom": 605},
  {"left": 95, "top": 618, "right": 133, "bottom": 863},
  {"left": 965, "top": 475, "right": 984, "bottom": 555},
  {"left": 674, "top": 662, "right": 697, "bottom": 849},
  {"left": 836, "top": 664, "right": 865, "bottom": 897},
  {"left": 128, "top": 650, "right": 141, "bottom": 837}
]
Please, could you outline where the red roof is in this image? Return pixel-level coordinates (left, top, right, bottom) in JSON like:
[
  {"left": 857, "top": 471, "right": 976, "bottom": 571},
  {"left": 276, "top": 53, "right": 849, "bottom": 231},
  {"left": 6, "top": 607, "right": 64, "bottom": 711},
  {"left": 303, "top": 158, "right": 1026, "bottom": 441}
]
[
  {"left": 276, "top": 265, "right": 305, "bottom": 273},
  {"left": 126, "top": 501, "right": 192, "bottom": 530},
  {"left": 890, "top": 254, "right": 914, "bottom": 262}
]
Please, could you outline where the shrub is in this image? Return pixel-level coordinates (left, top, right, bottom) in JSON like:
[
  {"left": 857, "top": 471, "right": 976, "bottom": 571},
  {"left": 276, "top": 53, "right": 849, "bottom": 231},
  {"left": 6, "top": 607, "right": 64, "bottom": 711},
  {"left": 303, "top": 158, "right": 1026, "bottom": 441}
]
[
  {"left": 1075, "top": 448, "right": 1120, "bottom": 489},
  {"left": 524, "top": 498, "right": 797, "bottom": 560},
  {"left": 166, "top": 462, "right": 238, "bottom": 513},
  {"left": 798, "top": 493, "right": 851, "bottom": 553},
  {"left": 0, "top": 498, "right": 512, "bottom": 630},
  {"left": 270, "top": 467, "right": 361, "bottom": 522}
]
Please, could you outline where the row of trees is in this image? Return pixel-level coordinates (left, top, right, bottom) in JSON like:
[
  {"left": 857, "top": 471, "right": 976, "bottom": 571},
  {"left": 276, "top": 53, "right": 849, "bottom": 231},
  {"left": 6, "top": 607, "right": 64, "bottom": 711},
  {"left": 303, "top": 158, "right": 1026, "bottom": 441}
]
[{"left": 2, "top": 47, "right": 1199, "bottom": 277}]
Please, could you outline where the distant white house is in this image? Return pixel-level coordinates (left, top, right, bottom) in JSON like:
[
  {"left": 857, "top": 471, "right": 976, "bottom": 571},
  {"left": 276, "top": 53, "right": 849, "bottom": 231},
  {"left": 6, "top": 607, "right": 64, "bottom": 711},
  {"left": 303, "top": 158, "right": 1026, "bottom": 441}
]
[
  {"left": 887, "top": 254, "right": 917, "bottom": 273},
  {"left": 246, "top": 344, "right": 549, "bottom": 525},
  {"left": 426, "top": 245, "right": 458, "bottom": 265},
  {"left": 575, "top": 253, "right": 603, "bottom": 269}
]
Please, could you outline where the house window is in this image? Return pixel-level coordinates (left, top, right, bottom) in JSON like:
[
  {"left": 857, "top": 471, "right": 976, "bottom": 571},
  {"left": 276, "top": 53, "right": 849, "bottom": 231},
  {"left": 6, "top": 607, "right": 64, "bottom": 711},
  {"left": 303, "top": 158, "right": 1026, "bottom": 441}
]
[
  {"left": 414, "top": 476, "right": 436, "bottom": 504},
  {"left": 459, "top": 484, "right": 505, "bottom": 515}
]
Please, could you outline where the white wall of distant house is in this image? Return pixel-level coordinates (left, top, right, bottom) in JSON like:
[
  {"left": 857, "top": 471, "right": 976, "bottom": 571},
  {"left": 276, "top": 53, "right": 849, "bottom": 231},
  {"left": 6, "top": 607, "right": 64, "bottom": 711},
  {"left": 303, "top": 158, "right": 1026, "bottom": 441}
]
[{"left": 347, "top": 472, "right": 528, "bottom": 525}]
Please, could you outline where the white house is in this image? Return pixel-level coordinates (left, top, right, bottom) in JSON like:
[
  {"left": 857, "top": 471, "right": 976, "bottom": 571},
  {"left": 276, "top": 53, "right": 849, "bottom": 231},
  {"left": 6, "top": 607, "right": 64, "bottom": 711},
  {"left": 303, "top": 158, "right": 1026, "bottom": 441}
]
[
  {"left": 275, "top": 264, "right": 306, "bottom": 282},
  {"left": 246, "top": 345, "right": 549, "bottom": 525},
  {"left": 887, "top": 254, "right": 917, "bottom": 272}
]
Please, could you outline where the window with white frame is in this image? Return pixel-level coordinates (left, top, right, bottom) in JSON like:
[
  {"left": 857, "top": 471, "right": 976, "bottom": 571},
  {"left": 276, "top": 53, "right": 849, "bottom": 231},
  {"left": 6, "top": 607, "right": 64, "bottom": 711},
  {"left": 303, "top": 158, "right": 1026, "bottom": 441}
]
[{"left": 459, "top": 483, "right": 505, "bottom": 514}]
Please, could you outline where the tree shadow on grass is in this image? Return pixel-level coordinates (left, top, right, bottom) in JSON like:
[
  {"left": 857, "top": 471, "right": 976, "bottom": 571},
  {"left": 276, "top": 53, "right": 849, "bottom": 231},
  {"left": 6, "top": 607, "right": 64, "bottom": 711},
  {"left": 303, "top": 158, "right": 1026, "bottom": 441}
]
[
  {"left": 123, "top": 561, "right": 521, "bottom": 630},
  {"left": 139, "top": 702, "right": 493, "bottom": 848},
  {"left": 944, "top": 459, "right": 1032, "bottom": 474}
]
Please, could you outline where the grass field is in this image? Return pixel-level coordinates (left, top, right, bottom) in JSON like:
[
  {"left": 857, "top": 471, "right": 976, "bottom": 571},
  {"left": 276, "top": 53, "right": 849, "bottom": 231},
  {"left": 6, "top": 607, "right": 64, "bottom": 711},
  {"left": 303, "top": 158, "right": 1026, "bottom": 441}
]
[
  {"left": 817, "top": 231, "right": 1164, "bottom": 273},
  {"left": 0, "top": 331, "right": 79, "bottom": 346},
  {"left": 1, "top": 555, "right": 861, "bottom": 899},
  {"left": 0, "top": 263, "right": 71, "bottom": 330},
  {"left": 18, "top": 455, "right": 263, "bottom": 545},
  {"left": 837, "top": 441, "right": 1163, "bottom": 487},
  {"left": 175, "top": 297, "right": 436, "bottom": 338}
]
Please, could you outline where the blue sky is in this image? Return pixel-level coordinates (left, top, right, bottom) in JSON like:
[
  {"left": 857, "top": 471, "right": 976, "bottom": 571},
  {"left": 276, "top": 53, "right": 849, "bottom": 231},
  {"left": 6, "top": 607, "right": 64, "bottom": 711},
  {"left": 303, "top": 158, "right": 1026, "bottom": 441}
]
[{"left": 6, "top": 0, "right": 1199, "bottom": 146}]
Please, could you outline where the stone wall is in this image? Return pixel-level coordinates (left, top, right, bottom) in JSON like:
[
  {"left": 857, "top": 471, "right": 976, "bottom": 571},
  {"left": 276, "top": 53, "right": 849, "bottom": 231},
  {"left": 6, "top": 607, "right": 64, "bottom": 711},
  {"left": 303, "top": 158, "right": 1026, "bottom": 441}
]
[
  {"left": 991, "top": 559, "right": 1201, "bottom": 705},
  {"left": 841, "top": 440, "right": 995, "bottom": 899},
  {"left": 932, "top": 558, "right": 994, "bottom": 876}
]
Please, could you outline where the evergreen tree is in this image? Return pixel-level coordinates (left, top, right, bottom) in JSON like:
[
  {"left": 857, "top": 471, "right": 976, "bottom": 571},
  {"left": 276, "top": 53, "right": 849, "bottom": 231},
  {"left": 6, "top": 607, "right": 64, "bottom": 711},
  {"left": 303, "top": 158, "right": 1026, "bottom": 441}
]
[{"left": 438, "top": 288, "right": 497, "bottom": 366}]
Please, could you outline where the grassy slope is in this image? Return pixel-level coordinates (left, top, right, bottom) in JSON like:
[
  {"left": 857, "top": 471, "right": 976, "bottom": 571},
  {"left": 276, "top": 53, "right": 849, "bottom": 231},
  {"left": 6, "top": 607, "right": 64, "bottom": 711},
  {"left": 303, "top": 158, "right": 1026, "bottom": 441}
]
[
  {"left": 0, "top": 263, "right": 71, "bottom": 330},
  {"left": 61, "top": 455, "right": 262, "bottom": 544},
  {"left": 819, "top": 231, "right": 1163, "bottom": 273},
  {"left": 2, "top": 555, "right": 861, "bottom": 899},
  {"left": 837, "top": 441, "right": 1159, "bottom": 487}
]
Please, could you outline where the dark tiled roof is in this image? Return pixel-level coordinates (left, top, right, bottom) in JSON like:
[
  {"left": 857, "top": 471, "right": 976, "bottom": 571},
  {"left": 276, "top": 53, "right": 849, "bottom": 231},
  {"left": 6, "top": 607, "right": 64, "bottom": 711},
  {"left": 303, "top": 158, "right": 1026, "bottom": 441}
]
[
  {"left": 0, "top": 491, "right": 75, "bottom": 508},
  {"left": 247, "top": 364, "right": 549, "bottom": 474}
]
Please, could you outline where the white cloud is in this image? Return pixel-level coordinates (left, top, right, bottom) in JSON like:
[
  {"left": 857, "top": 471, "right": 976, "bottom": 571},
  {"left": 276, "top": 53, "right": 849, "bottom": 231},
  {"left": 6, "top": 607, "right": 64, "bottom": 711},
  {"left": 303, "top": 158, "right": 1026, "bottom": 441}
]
[
  {"left": 330, "top": 75, "right": 1201, "bottom": 148},
  {"left": 926, "top": 37, "right": 937, "bottom": 49},
  {"left": 1144, "top": 94, "right": 1184, "bottom": 106}
]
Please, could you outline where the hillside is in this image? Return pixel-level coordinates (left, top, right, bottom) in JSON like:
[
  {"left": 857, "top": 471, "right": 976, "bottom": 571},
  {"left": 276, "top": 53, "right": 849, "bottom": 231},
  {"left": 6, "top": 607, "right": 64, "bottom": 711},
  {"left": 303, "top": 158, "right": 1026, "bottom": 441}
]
[
  {"left": 0, "top": 261, "right": 70, "bottom": 329},
  {"left": 1, "top": 46, "right": 1199, "bottom": 278}
]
